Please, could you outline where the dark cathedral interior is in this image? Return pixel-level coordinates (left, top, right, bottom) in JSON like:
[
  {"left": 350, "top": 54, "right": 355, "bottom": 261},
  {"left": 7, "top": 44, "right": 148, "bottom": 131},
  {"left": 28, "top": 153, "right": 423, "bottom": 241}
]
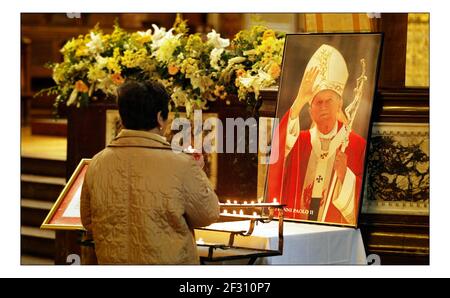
[{"left": 18, "top": 12, "right": 430, "bottom": 271}]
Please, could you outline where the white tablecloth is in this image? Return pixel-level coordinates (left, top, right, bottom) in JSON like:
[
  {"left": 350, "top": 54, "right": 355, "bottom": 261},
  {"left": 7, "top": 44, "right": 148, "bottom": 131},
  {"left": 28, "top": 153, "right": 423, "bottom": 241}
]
[{"left": 195, "top": 221, "right": 367, "bottom": 265}]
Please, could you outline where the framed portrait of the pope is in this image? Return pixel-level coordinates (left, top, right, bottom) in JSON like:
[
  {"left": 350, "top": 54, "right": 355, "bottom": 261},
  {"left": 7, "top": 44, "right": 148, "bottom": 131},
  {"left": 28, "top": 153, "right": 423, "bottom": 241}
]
[{"left": 266, "top": 33, "right": 383, "bottom": 227}]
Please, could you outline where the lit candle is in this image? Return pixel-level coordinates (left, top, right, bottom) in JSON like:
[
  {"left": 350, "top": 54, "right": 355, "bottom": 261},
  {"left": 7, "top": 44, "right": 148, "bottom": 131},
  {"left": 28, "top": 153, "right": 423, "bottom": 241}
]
[
  {"left": 223, "top": 209, "right": 228, "bottom": 214},
  {"left": 273, "top": 198, "right": 278, "bottom": 204},
  {"left": 239, "top": 209, "right": 244, "bottom": 215},
  {"left": 244, "top": 201, "right": 248, "bottom": 204},
  {"left": 253, "top": 212, "right": 257, "bottom": 217},
  {"left": 233, "top": 210, "right": 237, "bottom": 215},
  {"left": 251, "top": 201, "right": 255, "bottom": 205},
  {"left": 234, "top": 200, "right": 238, "bottom": 204},
  {"left": 226, "top": 200, "right": 231, "bottom": 204},
  {"left": 257, "top": 198, "right": 263, "bottom": 203},
  {"left": 197, "top": 238, "right": 205, "bottom": 244}
]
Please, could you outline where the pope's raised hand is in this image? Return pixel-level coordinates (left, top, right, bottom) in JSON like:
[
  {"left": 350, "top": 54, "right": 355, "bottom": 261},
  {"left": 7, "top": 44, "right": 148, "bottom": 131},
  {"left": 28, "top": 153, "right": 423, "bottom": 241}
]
[{"left": 290, "top": 66, "right": 320, "bottom": 119}]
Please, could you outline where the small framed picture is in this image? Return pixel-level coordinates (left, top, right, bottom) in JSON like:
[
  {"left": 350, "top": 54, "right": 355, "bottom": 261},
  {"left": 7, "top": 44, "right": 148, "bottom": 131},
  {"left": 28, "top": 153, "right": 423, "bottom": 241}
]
[{"left": 41, "top": 159, "right": 90, "bottom": 231}]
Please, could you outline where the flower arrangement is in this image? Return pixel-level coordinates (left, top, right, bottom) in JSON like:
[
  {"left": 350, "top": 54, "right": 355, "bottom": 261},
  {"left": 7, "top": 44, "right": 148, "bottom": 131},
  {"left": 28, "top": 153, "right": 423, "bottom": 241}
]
[{"left": 42, "top": 18, "right": 285, "bottom": 117}]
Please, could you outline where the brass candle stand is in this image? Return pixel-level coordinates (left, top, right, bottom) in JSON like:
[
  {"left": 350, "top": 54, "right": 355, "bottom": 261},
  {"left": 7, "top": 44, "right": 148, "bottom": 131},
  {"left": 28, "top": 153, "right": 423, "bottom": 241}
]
[{"left": 196, "top": 201, "right": 285, "bottom": 264}]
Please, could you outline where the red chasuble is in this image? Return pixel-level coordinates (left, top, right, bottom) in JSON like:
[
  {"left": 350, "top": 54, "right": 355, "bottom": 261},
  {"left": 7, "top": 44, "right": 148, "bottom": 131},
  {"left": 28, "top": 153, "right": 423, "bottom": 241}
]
[{"left": 267, "top": 111, "right": 366, "bottom": 225}]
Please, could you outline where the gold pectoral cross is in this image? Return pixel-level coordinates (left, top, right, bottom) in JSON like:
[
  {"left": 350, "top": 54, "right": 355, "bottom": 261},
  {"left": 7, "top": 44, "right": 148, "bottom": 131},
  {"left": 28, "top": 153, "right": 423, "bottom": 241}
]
[
  {"left": 315, "top": 175, "right": 324, "bottom": 183},
  {"left": 320, "top": 152, "right": 328, "bottom": 159}
]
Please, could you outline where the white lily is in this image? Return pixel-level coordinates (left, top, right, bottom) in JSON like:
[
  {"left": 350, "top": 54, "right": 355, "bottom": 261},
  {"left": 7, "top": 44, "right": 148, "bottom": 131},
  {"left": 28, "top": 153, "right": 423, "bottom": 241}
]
[
  {"left": 238, "top": 75, "right": 256, "bottom": 88},
  {"left": 207, "top": 29, "right": 230, "bottom": 49},
  {"left": 137, "top": 28, "right": 152, "bottom": 38},
  {"left": 151, "top": 25, "right": 181, "bottom": 51},
  {"left": 257, "top": 69, "right": 273, "bottom": 84},
  {"left": 95, "top": 55, "right": 108, "bottom": 68},
  {"left": 171, "top": 86, "right": 188, "bottom": 107},
  {"left": 210, "top": 48, "right": 224, "bottom": 71},
  {"left": 228, "top": 56, "right": 246, "bottom": 66},
  {"left": 190, "top": 73, "right": 213, "bottom": 93},
  {"left": 66, "top": 88, "right": 78, "bottom": 106},
  {"left": 151, "top": 24, "right": 167, "bottom": 43},
  {"left": 185, "top": 100, "right": 193, "bottom": 118},
  {"left": 153, "top": 36, "right": 181, "bottom": 63},
  {"left": 86, "top": 32, "right": 104, "bottom": 54}
]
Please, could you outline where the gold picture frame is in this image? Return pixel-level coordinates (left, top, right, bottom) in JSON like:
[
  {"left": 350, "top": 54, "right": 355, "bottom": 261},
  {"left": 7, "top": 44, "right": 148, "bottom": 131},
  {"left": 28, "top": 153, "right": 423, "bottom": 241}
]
[{"left": 41, "top": 159, "right": 90, "bottom": 231}]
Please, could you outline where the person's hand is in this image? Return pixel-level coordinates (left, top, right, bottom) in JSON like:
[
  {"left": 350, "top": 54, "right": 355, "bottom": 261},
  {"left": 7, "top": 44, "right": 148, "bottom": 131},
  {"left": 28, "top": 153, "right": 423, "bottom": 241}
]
[
  {"left": 334, "top": 149, "right": 348, "bottom": 183},
  {"left": 184, "top": 146, "right": 205, "bottom": 169},
  {"left": 192, "top": 152, "right": 205, "bottom": 169},
  {"left": 290, "top": 66, "right": 320, "bottom": 119}
]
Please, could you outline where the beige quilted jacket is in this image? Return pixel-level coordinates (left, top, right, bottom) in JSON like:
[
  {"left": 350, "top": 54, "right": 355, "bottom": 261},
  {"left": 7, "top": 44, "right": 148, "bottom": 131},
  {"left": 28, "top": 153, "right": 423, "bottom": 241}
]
[{"left": 80, "top": 129, "right": 220, "bottom": 264}]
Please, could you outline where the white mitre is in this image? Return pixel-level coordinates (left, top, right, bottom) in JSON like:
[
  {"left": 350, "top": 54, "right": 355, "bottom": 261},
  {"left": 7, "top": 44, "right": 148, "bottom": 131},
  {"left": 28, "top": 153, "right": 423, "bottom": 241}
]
[{"left": 305, "top": 44, "right": 349, "bottom": 104}]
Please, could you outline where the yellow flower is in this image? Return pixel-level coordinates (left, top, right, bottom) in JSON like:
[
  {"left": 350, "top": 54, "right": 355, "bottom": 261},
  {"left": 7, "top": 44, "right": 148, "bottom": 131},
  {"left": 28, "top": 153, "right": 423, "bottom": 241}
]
[
  {"left": 263, "top": 29, "right": 276, "bottom": 40},
  {"left": 87, "top": 66, "right": 107, "bottom": 82},
  {"left": 180, "top": 58, "right": 198, "bottom": 75},
  {"left": 213, "top": 85, "right": 227, "bottom": 100},
  {"left": 75, "top": 80, "right": 89, "bottom": 93},
  {"left": 122, "top": 48, "right": 148, "bottom": 68},
  {"left": 186, "top": 34, "right": 204, "bottom": 58},
  {"left": 107, "top": 57, "right": 122, "bottom": 74},
  {"left": 75, "top": 45, "right": 89, "bottom": 57},
  {"left": 269, "top": 63, "right": 281, "bottom": 79},
  {"left": 134, "top": 30, "right": 152, "bottom": 44},
  {"left": 52, "top": 63, "right": 66, "bottom": 84}
]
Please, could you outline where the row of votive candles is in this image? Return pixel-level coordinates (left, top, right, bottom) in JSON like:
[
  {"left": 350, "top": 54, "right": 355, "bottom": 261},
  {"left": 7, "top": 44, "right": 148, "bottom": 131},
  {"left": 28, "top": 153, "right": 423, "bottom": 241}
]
[
  {"left": 220, "top": 209, "right": 261, "bottom": 219},
  {"left": 223, "top": 198, "right": 278, "bottom": 205}
]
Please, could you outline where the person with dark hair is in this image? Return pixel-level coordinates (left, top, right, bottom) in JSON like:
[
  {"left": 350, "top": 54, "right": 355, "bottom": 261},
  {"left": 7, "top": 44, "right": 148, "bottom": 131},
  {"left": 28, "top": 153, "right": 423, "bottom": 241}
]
[
  {"left": 80, "top": 80, "right": 220, "bottom": 264},
  {"left": 117, "top": 80, "right": 169, "bottom": 131}
]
